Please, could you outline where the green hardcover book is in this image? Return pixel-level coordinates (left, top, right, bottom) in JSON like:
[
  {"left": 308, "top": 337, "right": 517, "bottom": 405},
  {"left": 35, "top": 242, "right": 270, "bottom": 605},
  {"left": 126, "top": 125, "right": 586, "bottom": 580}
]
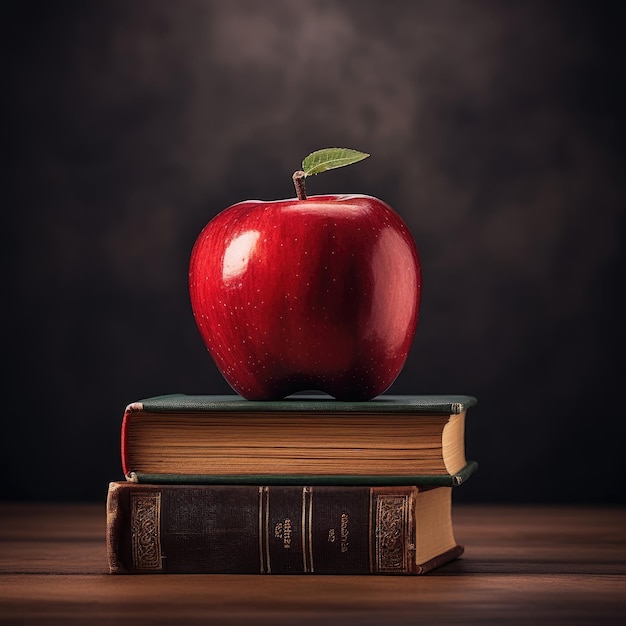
[
  {"left": 121, "top": 394, "right": 477, "bottom": 486},
  {"left": 106, "top": 481, "right": 464, "bottom": 575}
]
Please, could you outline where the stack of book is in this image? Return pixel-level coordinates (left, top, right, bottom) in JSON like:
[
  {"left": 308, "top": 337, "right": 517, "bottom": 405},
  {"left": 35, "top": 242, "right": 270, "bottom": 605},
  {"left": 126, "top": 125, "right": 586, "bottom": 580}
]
[{"left": 106, "top": 393, "right": 477, "bottom": 575}]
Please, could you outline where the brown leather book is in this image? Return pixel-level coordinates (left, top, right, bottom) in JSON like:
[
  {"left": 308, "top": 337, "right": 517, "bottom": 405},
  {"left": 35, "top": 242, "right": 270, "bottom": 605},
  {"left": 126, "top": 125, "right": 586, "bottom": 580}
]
[{"left": 106, "top": 481, "right": 463, "bottom": 575}]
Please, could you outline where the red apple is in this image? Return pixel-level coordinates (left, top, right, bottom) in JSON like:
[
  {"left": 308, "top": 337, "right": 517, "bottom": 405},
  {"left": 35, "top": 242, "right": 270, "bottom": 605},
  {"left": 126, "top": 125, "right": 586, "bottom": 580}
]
[{"left": 189, "top": 153, "right": 421, "bottom": 400}]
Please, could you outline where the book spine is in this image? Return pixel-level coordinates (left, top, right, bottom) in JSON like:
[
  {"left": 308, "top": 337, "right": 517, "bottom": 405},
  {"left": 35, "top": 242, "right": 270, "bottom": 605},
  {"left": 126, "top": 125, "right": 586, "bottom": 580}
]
[{"left": 106, "top": 483, "right": 430, "bottom": 575}]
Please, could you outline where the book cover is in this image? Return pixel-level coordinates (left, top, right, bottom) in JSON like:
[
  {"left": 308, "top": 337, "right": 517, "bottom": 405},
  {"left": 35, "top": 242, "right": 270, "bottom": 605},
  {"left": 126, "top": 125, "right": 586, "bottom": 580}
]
[
  {"left": 126, "top": 460, "right": 478, "bottom": 487},
  {"left": 121, "top": 394, "right": 477, "bottom": 484},
  {"left": 106, "top": 482, "right": 463, "bottom": 575},
  {"left": 133, "top": 394, "right": 477, "bottom": 414}
]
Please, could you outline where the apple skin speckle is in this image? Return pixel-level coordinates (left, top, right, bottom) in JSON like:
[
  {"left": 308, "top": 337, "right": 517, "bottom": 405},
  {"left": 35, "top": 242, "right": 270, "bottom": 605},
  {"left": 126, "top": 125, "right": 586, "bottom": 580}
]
[{"left": 189, "top": 194, "right": 421, "bottom": 401}]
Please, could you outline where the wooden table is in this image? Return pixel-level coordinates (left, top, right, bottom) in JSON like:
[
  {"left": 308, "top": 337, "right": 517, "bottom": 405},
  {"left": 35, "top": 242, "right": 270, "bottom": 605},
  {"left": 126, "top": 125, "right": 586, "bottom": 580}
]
[{"left": 1, "top": 503, "right": 624, "bottom": 624}]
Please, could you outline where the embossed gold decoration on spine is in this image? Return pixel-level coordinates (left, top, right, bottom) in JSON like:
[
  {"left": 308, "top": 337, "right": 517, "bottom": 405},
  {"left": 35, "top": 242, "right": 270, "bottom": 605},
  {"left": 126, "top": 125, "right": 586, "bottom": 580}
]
[
  {"left": 375, "top": 494, "right": 410, "bottom": 573},
  {"left": 130, "top": 491, "right": 163, "bottom": 571}
]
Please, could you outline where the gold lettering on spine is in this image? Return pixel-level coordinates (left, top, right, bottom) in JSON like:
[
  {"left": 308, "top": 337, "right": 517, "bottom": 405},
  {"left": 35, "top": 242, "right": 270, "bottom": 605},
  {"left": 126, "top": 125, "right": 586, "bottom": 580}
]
[
  {"left": 375, "top": 494, "right": 410, "bottom": 573},
  {"left": 283, "top": 518, "right": 292, "bottom": 549},
  {"left": 340, "top": 513, "right": 350, "bottom": 553},
  {"left": 130, "top": 491, "right": 162, "bottom": 571}
]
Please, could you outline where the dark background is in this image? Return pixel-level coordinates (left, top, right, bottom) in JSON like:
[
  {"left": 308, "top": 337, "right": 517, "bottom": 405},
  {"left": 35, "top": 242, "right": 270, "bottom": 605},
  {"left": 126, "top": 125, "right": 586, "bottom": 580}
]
[{"left": 4, "top": 0, "right": 625, "bottom": 503}]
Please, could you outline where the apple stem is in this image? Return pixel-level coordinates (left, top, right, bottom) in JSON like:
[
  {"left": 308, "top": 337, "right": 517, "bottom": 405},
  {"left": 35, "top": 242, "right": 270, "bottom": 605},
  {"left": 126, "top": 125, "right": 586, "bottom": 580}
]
[{"left": 292, "top": 170, "right": 307, "bottom": 200}]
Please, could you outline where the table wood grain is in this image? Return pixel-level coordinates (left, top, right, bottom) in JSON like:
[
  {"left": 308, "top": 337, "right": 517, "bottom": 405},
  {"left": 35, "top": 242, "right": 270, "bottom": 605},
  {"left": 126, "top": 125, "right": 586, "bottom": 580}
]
[{"left": 1, "top": 502, "right": 624, "bottom": 624}]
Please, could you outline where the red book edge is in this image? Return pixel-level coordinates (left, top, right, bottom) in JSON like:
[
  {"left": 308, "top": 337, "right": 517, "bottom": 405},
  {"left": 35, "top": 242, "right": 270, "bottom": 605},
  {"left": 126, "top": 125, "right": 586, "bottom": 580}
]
[{"left": 120, "top": 402, "right": 143, "bottom": 478}]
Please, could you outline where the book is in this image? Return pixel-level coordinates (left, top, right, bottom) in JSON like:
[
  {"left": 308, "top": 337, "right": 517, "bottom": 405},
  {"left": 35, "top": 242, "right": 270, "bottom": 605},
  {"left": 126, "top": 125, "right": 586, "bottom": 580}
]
[
  {"left": 120, "top": 394, "right": 478, "bottom": 486},
  {"left": 106, "top": 481, "right": 463, "bottom": 575}
]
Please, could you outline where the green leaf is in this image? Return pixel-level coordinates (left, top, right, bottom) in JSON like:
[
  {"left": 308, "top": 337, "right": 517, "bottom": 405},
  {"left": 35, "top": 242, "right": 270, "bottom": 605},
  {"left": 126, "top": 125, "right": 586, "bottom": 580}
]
[{"left": 302, "top": 148, "right": 370, "bottom": 177}]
